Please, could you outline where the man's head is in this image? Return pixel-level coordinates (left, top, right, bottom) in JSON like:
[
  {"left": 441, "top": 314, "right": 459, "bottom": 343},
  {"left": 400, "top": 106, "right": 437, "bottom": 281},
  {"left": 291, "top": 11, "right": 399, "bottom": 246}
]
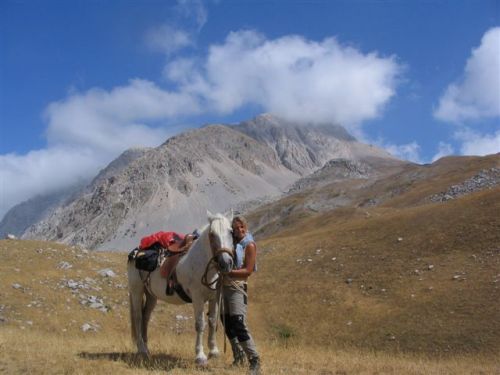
[{"left": 232, "top": 215, "right": 248, "bottom": 241}]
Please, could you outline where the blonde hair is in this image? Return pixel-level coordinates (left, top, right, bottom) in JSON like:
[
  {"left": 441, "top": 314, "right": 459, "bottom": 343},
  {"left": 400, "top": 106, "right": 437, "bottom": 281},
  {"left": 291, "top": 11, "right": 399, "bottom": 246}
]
[{"left": 232, "top": 215, "right": 248, "bottom": 229}]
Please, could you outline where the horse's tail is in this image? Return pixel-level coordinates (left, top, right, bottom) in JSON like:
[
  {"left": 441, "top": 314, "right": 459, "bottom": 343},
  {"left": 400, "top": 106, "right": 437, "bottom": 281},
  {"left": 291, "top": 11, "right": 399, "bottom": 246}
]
[
  {"left": 128, "top": 259, "right": 139, "bottom": 345},
  {"left": 129, "top": 292, "right": 138, "bottom": 345},
  {"left": 127, "top": 259, "right": 149, "bottom": 354}
]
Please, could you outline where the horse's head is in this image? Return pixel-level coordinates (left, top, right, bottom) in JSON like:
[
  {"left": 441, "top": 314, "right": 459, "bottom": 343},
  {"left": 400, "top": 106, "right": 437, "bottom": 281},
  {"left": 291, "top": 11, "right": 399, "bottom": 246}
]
[{"left": 207, "top": 211, "right": 234, "bottom": 273}]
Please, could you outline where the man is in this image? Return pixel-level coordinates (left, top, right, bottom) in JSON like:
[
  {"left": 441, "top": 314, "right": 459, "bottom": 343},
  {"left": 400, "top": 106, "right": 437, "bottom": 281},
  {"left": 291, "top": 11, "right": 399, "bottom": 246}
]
[
  {"left": 139, "top": 230, "right": 197, "bottom": 295},
  {"left": 222, "top": 215, "right": 261, "bottom": 375}
]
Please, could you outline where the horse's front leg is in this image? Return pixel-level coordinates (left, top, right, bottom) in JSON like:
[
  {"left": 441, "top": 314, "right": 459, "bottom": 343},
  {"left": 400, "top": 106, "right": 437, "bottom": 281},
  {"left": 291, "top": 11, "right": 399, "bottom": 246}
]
[
  {"left": 207, "top": 297, "right": 220, "bottom": 358},
  {"left": 193, "top": 298, "right": 208, "bottom": 365}
]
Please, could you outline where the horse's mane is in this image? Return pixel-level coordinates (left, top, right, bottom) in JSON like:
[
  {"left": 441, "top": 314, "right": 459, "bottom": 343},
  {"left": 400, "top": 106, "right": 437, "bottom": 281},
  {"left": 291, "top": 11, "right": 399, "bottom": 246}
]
[
  {"left": 211, "top": 213, "right": 227, "bottom": 220},
  {"left": 199, "top": 223, "right": 210, "bottom": 234}
]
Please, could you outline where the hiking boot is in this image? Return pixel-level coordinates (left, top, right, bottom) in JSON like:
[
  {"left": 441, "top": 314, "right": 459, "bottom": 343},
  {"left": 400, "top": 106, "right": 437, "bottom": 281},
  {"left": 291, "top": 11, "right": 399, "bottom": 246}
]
[
  {"left": 240, "top": 338, "right": 260, "bottom": 375},
  {"left": 230, "top": 338, "right": 246, "bottom": 367},
  {"left": 249, "top": 356, "right": 261, "bottom": 375}
]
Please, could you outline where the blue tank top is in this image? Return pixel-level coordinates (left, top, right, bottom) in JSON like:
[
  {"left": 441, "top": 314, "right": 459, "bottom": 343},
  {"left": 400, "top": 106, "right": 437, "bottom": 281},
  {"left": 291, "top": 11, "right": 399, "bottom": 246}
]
[{"left": 234, "top": 232, "right": 257, "bottom": 271}]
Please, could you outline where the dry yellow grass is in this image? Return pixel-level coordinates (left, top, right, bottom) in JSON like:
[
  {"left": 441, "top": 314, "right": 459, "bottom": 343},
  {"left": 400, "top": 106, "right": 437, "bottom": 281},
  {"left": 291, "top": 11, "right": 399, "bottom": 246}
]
[
  {"left": 246, "top": 155, "right": 500, "bottom": 361},
  {"left": 1, "top": 237, "right": 498, "bottom": 374},
  {"left": 254, "top": 189, "right": 500, "bottom": 355},
  {"left": 1, "top": 325, "right": 499, "bottom": 374},
  {"left": 1, "top": 155, "right": 499, "bottom": 374}
]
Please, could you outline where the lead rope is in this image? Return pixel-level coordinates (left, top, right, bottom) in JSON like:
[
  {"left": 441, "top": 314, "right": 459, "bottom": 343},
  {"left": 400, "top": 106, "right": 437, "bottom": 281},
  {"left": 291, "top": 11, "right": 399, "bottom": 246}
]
[
  {"left": 201, "top": 249, "right": 234, "bottom": 289},
  {"left": 217, "top": 274, "right": 227, "bottom": 354}
]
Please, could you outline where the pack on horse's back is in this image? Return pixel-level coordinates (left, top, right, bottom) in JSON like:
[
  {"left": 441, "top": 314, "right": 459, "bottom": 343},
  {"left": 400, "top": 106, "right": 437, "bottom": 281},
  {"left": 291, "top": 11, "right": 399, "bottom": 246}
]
[{"left": 128, "top": 248, "right": 161, "bottom": 273}]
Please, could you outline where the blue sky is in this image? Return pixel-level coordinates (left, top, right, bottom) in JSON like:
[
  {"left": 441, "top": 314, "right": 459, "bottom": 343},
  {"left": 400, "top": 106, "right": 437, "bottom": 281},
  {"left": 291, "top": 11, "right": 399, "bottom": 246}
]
[{"left": 0, "top": 0, "right": 499, "bottom": 218}]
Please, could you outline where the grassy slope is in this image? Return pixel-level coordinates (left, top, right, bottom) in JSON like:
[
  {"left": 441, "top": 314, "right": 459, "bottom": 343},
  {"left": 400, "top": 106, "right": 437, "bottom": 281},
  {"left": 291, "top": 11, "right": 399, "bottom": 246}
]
[
  {"left": 251, "top": 155, "right": 500, "bottom": 356},
  {"left": 1, "top": 155, "right": 499, "bottom": 373},
  {"left": 3, "top": 241, "right": 498, "bottom": 374},
  {"left": 255, "top": 189, "right": 499, "bottom": 355}
]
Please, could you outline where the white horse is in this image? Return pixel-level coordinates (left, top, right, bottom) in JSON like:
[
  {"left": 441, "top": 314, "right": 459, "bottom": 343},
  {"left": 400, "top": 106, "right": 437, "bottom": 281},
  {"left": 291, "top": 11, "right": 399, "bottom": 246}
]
[{"left": 127, "top": 212, "right": 234, "bottom": 365}]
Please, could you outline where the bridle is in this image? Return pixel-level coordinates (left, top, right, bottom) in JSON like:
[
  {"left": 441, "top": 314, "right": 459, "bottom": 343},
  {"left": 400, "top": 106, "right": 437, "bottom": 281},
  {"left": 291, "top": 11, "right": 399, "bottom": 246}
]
[{"left": 201, "top": 228, "right": 234, "bottom": 290}]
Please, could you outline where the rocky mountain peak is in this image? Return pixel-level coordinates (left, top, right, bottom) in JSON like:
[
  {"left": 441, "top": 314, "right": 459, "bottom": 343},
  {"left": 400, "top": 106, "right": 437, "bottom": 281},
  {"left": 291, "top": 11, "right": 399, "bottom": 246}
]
[
  {"left": 232, "top": 113, "right": 387, "bottom": 175},
  {"left": 90, "top": 147, "right": 152, "bottom": 188}
]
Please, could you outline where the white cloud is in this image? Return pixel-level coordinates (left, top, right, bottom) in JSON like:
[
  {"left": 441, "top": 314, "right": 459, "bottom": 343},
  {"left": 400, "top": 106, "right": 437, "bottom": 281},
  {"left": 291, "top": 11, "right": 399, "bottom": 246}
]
[
  {"left": 167, "top": 30, "right": 402, "bottom": 127},
  {"left": 455, "top": 129, "right": 500, "bottom": 156},
  {"left": 44, "top": 79, "right": 196, "bottom": 152},
  {"left": 175, "top": 0, "right": 208, "bottom": 31},
  {"left": 432, "top": 142, "right": 455, "bottom": 162},
  {"left": 382, "top": 141, "right": 423, "bottom": 164},
  {"left": 146, "top": 25, "right": 193, "bottom": 55},
  {"left": 146, "top": 0, "right": 208, "bottom": 55},
  {"left": 434, "top": 27, "right": 500, "bottom": 123},
  {"left": 0, "top": 147, "right": 101, "bottom": 217}
]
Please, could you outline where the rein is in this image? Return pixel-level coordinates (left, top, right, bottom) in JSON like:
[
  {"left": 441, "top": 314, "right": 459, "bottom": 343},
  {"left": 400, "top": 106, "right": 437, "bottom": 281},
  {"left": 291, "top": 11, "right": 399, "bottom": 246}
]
[{"left": 201, "top": 248, "right": 234, "bottom": 289}]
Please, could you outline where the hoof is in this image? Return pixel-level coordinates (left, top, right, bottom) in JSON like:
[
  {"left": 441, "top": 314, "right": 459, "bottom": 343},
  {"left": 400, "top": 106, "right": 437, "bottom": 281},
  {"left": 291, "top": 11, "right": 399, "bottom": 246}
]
[
  {"left": 208, "top": 350, "right": 220, "bottom": 359},
  {"left": 137, "top": 350, "right": 150, "bottom": 358},
  {"left": 136, "top": 351, "right": 151, "bottom": 363},
  {"left": 195, "top": 357, "right": 208, "bottom": 367}
]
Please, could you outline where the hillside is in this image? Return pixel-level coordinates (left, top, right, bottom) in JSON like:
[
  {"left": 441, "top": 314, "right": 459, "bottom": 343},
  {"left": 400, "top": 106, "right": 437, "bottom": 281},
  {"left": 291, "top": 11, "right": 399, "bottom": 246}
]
[
  {"left": 248, "top": 153, "right": 500, "bottom": 355},
  {"left": 249, "top": 154, "right": 499, "bottom": 237},
  {"left": 1, "top": 154, "right": 499, "bottom": 374},
  {"left": 1, "top": 234, "right": 498, "bottom": 374}
]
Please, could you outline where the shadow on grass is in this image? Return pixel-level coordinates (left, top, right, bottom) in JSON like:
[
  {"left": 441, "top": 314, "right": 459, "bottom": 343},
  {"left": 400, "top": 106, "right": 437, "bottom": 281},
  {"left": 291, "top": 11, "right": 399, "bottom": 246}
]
[{"left": 78, "top": 351, "right": 188, "bottom": 371}]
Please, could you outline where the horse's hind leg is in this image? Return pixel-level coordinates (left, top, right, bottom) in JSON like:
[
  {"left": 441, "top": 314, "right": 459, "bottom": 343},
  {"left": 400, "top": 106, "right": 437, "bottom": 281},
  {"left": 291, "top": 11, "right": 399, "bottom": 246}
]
[{"left": 142, "top": 289, "right": 157, "bottom": 347}]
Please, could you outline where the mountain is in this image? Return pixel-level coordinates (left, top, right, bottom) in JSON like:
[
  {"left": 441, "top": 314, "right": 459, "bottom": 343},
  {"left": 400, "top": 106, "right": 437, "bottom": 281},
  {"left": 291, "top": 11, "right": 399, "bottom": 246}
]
[
  {"left": 0, "top": 147, "right": 149, "bottom": 239},
  {"left": 0, "top": 184, "right": 82, "bottom": 239},
  {"left": 20, "top": 114, "right": 401, "bottom": 250}
]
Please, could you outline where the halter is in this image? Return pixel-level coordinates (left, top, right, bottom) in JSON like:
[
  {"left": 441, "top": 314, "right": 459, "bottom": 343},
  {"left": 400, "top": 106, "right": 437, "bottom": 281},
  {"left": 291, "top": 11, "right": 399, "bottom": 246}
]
[{"left": 201, "top": 230, "right": 234, "bottom": 290}]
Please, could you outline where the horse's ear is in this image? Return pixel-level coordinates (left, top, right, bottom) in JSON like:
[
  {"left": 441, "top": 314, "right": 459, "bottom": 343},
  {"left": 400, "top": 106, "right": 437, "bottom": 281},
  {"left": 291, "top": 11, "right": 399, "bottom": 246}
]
[
  {"left": 229, "top": 208, "right": 234, "bottom": 222},
  {"left": 222, "top": 208, "right": 233, "bottom": 221},
  {"left": 207, "top": 210, "right": 215, "bottom": 221}
]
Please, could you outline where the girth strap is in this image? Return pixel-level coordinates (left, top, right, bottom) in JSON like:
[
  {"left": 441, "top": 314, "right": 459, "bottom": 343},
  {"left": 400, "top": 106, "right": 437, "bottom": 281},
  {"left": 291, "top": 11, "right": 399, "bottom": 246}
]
[{"left": 173, "top": 283, "right": 192, "bottom": 303}]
